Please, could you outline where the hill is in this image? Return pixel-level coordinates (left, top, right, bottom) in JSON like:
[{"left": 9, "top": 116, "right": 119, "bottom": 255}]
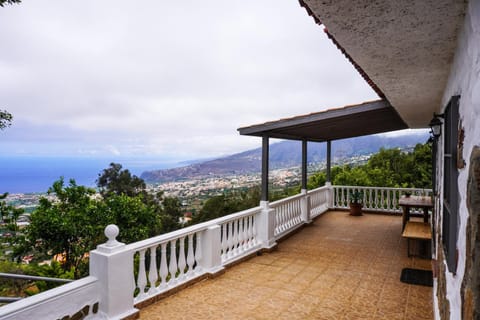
[{"left": 141, "top": 131, "right": 430, "bottom": 183}]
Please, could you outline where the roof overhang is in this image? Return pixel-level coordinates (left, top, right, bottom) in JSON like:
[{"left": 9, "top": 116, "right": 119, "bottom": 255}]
[
  {"left": 238, "top": 99, "right": 408, "bottom": 142},
  {"left": 299, "top": 0, "right": 466, "bottom": 128}
]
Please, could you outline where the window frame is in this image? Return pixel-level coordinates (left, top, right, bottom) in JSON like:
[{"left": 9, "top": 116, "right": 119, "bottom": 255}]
[{"left": 442, "top": 95, "right": 460, "bottom": 274}]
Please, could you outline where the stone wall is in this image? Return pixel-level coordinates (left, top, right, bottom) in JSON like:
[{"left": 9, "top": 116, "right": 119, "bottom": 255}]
[{"left": 461, "top": 147, "right": 480, "bottom": 319}]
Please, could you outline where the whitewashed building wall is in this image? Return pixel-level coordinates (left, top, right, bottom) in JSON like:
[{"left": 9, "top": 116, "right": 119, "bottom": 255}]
[{"left": 434, "top": 0, "right": 480, "bottom": 319}]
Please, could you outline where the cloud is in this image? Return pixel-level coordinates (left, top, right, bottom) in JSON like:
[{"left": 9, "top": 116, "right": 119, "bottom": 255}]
[{"left": 0, "top": 0, "right": 377, "bottom": 160}]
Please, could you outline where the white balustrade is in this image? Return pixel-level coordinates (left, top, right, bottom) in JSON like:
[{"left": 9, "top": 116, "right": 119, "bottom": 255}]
[
  {"left": 6, "top": 185, "right": 432, "bottom": 319},
  {"left": 132, "top": 231, "right": 202, "bottom": 304},
  {"left": 309, "top": 186, "right": 330, "bottom": 218},
  {"left": 332, "top": 186, "right": 433, "bottom": 213},
  {"left": 219, "top": 207, "right": 261, "bottom": 264},
  {"left": 270, "top": 193, "right": 304, "bottom": 239}
]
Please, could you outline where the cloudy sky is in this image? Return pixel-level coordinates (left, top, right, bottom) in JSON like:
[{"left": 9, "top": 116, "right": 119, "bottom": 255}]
[{"left": 0, "top": 0, "right": 378, "bottom": 162}]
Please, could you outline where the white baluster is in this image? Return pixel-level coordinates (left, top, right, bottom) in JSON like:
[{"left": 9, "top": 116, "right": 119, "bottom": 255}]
[
  {"left": 280, "top": 206, "right": 285, "bottom": 233},
  {"left": 187, "top": 233, "right": 195, "bottom": 276},
  {"left": 195, "top": 232, "right": 203, "bottom": 273},
  {"left": 237, "top": 218, "right": 244, "bottom": 253},
  {"left": 251, "top": 215, "right": 257, "bottom": 246},
  {"left": 386, "top": 189, "right": 391, "bottom": 211},
  {"left": 248, "top": 215, "right": 254, "bottom": 247},
  {"left": 137, "top": 249, "right": 147, "bottom": 298},
  {"left": 178, "top": 237, "right": 186, "bottom": 281},
  {"left": 233, "top": 219, "right": 239, "bottom": 256},
  {"left": 368, "top": 189, "right": 373, "bottom": 209},
  {"left": 275, "top": 208, "right": 281, "bottom": 234},
  {"left": 297, "top": 199, "right": 302, "bottom": 223},
  {"left": 227, "top": 221, "right": 234, "bottom": 258},
  {"left": 221, "top": 223, "right": 228, "bottom": 261},
  {"left": 168, "top": 240, "right": 178, "bottom": 285},
  {"left": 242, "top": 217, "right": 248, "bottom": 250},
  {"left": 333, "top": 187, "right": 340, "bottom": 207},
  {"left": 148, "top": 246, "right": 158, "bottom": 294},
  {"left": 159, "top": 242, "right": 168, "bottom": 289}
]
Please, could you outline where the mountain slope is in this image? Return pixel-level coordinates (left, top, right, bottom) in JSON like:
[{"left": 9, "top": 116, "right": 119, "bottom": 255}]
[{"left": 141, "top": 132, "right": 430, "bottom": 183}]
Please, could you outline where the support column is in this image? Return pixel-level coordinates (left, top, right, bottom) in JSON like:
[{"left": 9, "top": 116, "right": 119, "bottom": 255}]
[
  {"left": 302, "top": 140, "right": 307, "bottom": 190},
  {"left": 326, "top": 140, "right": 332, "bottom": 183},
  {"left": 261, "top": 135, "right": 269, "bottom": 202}
]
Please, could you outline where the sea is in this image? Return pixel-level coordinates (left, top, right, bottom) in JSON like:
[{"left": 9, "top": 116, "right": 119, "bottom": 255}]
[{"left": 0, "top": 156, "right": 178, "bottom": 194}]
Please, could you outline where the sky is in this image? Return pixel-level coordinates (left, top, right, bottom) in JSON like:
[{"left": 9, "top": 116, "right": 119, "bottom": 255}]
[{"left": 0, "top": 0, "right": 378, "bottom": 162}]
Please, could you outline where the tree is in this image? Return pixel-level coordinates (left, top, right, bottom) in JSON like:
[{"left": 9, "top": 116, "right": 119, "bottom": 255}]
[
  {"left": 96, "top": 163, "right": 146, "bottom": 198},
  {"left": 305, "top": 142, "right": 432, "bottom": 189},
  {"left": 96, "top": 163, "right": 184, "bottom": 235},
  {"left": 98, "top": 194, "right": 162, "bottom": 243},
  {"left": 0, "top": 110, "right": 12, "bottom": 130},
  {"left": 27, "top": 178, "right": 103, "bottom": 278},
  {"left": 0, "top": 0, "right": 21, "bottom": 7},
  {"left": 191, "top": 187, "right": 262, "bottom": 225},
  {"left": 0, "top": 192, "right": 24, "bottom": 233}
]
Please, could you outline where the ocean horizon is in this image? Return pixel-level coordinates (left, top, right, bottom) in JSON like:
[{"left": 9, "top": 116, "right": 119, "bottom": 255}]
[{"left": 0, "top": 156, "right": 180, "bottom": 194}]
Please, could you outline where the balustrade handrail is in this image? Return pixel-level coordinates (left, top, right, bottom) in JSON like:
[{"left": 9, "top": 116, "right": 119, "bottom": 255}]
[
  {"left": 333, "top": 185, "right": 433, "bottom": 193},
  {"left": 269, "top": 193, "right": 304, "bottom": 208},
  {"left": 126, "top": 206, "right": 262, "bottom": 251},
  {"left": 309, "top": 185, "right": 330, "bottom": 194}
]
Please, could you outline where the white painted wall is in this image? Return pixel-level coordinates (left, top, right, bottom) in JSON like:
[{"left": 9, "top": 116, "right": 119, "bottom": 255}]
[{"left": 437, "top": 0, "right": 480, "bottom": 318}]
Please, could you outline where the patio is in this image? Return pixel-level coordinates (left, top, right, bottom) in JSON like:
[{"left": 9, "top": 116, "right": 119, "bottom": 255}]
[{"left": 140, "top": 210, "right": 433, "bottom": 320}]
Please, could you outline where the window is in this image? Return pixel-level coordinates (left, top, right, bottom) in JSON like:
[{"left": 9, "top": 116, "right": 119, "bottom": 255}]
[{"left": 442, "top": 95, "right": 460, "bottom": 273}]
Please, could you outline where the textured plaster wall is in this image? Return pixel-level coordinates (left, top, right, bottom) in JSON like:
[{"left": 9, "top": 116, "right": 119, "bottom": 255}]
[{"left": 436, "top": 0, "right": 480, "bottom": 319}]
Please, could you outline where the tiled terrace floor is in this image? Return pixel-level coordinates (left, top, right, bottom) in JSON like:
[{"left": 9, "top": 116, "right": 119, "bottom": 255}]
[{"left": 140, "top": 211, "right": 433, "bottom": 319}]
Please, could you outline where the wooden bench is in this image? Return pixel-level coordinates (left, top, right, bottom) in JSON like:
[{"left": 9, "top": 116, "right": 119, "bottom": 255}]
[{"left": 402, "top": 221, "right": 432, "bottom": 257}]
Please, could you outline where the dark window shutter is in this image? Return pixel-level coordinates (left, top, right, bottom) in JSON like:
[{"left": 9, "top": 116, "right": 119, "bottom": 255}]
[{"left": 442, "top": 95, "right": 460, "bottom": 273}]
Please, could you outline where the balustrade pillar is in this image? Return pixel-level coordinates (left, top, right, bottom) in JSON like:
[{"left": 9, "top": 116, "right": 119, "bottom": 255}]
[
  {"left": 257, "top": 201, "right": 276, "bottom": 249},
  {"left": 325, "top": 182, "right": 334, "bottom": 208},
  {"left": 89, "top": 225, "right": 138, "bottom": 319},
  {"left": 198, "top": 225, "right": 224, "bottom": 275},
  {"left": 300, "top": 189, "right": 312, "bottom": 224}
]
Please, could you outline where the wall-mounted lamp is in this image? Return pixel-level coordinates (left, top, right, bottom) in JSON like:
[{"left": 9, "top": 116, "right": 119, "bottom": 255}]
[{"left": 429, "top": 113, "right": 444, "bottom": 139}]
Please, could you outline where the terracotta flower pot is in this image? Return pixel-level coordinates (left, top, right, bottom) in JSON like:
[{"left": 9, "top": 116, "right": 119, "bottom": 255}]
[{"left": 349, "top": 202, "right": 363, "bottom": 216}]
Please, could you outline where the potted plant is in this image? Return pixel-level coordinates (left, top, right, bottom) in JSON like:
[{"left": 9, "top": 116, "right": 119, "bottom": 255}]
[{"left": 349, "top": 190, "right": 363, "bottom": 216}]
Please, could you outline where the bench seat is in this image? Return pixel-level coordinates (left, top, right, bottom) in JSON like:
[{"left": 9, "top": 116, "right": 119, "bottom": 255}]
[{"left": 402, "top": 221, "right": 431, "bottom": 257}]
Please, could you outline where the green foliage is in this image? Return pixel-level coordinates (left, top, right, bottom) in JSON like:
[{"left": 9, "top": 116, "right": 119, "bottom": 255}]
[
  {"left": 191, "top": 187, "right": 261, "bottom": 224},
  {"left": 0, "top": 110, "right": 12, "bottom": 130},
  {"left": 98, "top": 194, "right": 162, "bottom": 243},
  {"left": 0, "top": 261, "right": 73, "bottom": 298},
  {"left": 1, "top": 192, "right": 24, "bottom": 233},
  {"left": 96, "top": 163, "right": 147, "bottom": 198},
  {"left": 307, "top": 172, "right": 326, "bottom": 190},
  {"left": 0, "top": 0, "right": 21, "bottom": 7},
  {"left": 325, "top": 143, "right": 432, "bottom": 189},
  {"left": 349, "top": 190, "right": 363, "bottom": 204},
  {"left": 27, "top": 178, "right": 102, "bottom": 278},
  {"left": 160, "top": 197, "right": 182, "bottom": 233},
  {"left": 333, "top": 165, "right": 371, "bottom": 186}
]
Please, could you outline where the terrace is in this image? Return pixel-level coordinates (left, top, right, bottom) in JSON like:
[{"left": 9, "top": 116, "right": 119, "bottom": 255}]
[
  {"left": 0, "top": 185, "right": 434, "bottom": 319},
  {"left": 140, "top": 210, "right": 433, "bottom": 320}
]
